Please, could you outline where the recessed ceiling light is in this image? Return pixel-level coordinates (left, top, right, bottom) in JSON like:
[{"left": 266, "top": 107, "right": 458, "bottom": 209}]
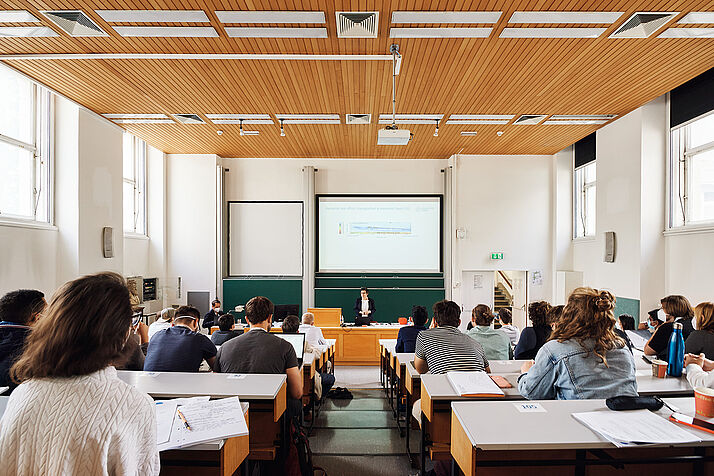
[
  {"left": 0, "top": 11, "right": 40, "bottom": 22},
  {"left": 95, "top": 10, "right": 210, "bottom": 23},
  {"left": 41, "top": 10, "right": 107, "bottom": 37},
  {"left": 172, "top": 114, "right": 205, "bottom": 124},
  {"left": 447, "top": 114, "right": 514, "bottom": 124},
  {"left": 215, "top": 11, "right": 325, "bottom": 24},
  {"left": 112, "top": 26, "right": 218, "bottom": 37},
  {"left": 390, "top": 28, "right": 492, "bottom": 38},
  {"left": 543, "top": 119, "right": 609, "bottom": 125},
  {"left": 609, "top": 12, "right": 678, "bottom": 38},
  {"left": 678, "top": 12, "right": 714, "bottom": 24},
  {"left": 391, "top": 11, "right": 501, "bottom": 24},
  {"left": 509, "top": 12, "right": 623, "bottom": 24},
  {"left": 496, "top": 131, "right": 504, "bottom": 136},
  {"left": 500, "top": 27, "right": 606, "bottom": 38},
  {"left": 336, "top": 12, "right": 378, "bottom": 38},
  {"left": 103, "top": 113, "right": 169, "bottom": 119},
  {"left": 346, "top": 114, "right": 371, "bottom": 125},
  {"left": 206, "top": 114, "right": 273, "bottom": 124},
  {"left": 378, "top": 114, "right": 443, "bottom": 124},
  {"left": 275, "top": 114, "right": 340, "bottom": 124},
  {"left": 0, "top": 27, "right": 58, "bottom": 37},
  {"left": 544, "top": 114, "right": 617, "bottom": 124},
  {"left": 112, "top": 119, "right": 175, "bottom": 124},
  {"left": 460, "top": 131, "right": 478, "bottom": 136},
  {"left": 224, "top": 27, "right": 327, "bottom": 38},
  {"left": 659, "top": 28, "right": 714, "bottom": 38},
  {"left": 513, "top": 114, "right": 547, "bottom": 125}
]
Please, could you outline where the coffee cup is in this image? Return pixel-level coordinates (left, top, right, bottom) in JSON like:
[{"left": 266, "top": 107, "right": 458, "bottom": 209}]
[
  {"left": 694, "top": 387, "right": 714, "bottom": 418},
  {"left": 651, "top": 359, "right": 668, "bottom": 378}
]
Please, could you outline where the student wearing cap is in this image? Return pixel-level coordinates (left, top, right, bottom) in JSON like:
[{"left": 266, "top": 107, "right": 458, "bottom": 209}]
[
  {"left": 148, "top": 307, "right": 175, "bottom": 340},
  {"left": 144, "top": 305, "right": 217, "bottom": 372}
]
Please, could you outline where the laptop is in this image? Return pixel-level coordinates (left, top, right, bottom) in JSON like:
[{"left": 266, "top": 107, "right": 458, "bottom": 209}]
[{"left": 276, "top": 333, "right": 305, "bottom": 367}]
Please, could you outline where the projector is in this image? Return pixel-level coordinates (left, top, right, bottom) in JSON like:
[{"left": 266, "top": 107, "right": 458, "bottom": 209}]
[{"left": 377, "top": 127, "right": 412, "bottom": 145}]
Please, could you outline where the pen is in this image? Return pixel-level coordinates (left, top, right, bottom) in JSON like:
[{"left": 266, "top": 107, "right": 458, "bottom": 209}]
[{"left": 176, "top": 409, "right": 191, "bottom": 431}]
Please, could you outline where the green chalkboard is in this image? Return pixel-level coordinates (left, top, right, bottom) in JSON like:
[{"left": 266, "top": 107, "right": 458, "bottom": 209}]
[
  {"left": 315, "top": 288, "right": 445, "bottom": 323},
  {"left": 614, "top": 296, "right": 641, "bottom": 324},
  {"left": 223, "top": 278, "right": 302, "bottom": 317}
]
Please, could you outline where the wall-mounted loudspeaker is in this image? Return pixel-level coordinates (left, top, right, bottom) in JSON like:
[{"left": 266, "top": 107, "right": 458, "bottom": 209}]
[
  {"left": 102, "top": 227, "right": 113, "bottom": 258},
  {"left": 604, "top": 231, "right": 616, "bottom": 263}
]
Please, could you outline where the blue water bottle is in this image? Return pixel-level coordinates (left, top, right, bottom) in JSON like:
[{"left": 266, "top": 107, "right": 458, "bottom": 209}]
[{"left": 667, "top": 322, "right": 685, "bottom": 377}]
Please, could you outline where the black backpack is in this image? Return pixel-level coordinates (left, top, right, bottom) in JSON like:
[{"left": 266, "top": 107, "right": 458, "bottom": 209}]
[{"left": 286, "top": 417, "right": 326, "bottom": 476}]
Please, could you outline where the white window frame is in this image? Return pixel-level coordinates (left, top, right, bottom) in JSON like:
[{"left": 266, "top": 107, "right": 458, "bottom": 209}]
[
  {"left": 573, "top": 161, "right": 596, "bottom": 239},
  {"left": 0, "top": 68, "right": 54, "bottom": 227},
  {"left": 123, "top": 133, "right": 147, "bottom": 236},
  {"left": 668, "top": 108, "right": 714, "bottom": 231}
]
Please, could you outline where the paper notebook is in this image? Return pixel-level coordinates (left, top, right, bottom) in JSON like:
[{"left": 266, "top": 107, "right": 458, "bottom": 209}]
[
  {"left": 156, "top": 396, "right": 249, "bottom": 452},
  {"left": 573, "top": 409, "right": 700, "bottom": 448},
  {"left": 446, "top": 371, "right": 505, "bottom": 397}
]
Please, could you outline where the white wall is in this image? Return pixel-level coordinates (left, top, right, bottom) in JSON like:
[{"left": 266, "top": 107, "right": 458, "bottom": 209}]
[{"left": 665, "top": 233, "right": 714, "bottom": 304}]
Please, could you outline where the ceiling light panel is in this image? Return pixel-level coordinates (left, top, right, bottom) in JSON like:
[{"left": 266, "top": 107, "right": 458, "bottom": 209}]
[
  {"left": 113, "top": 26, "right": 218, "bottom": 37},
  {"left": 215, "top": 11, "right": 325, "bottom": 24},
  {"left": 461, "top": 131, "right": 478, "bottom": 136},
  {"left": 509, "top": 12, "right": 623, "bottom": 24},
  {"left": 0, "top": 27, "right": 58, "bottom": 37},
  {"left": 542, "top": 119, "right": 609, "bottom": 124},
  {"left": 545, "top": 114, "right": 617, "bottom": 124},
  {"left": 500, "top": 27, "right": 606, "bottom": 38},
  {"left": 206, "top": 114, "right": 273, "bottom": 124},
  {"left": 0, "top": 11, "right": 40, "bottom": 22},
  {"left": 610, "top": 12, "right": 678, "bottom": 38},
  {"left": 378, "top": 114, "right": 444, "bottom": 124},
  {"left": 224, "top": 27, "right": 327, "bottom": 38},
  {"left": 275, "top": 114, "right": 340, "bottom": 124},
  {"left": 447, "top": 114, "right": 514, "bottom": 124},
  {"left": 391, "top": 11, "right": 501, "bottom": 24},
  {"left": 95, "top": 10, "right": 209, "bottom": 23},
  {"left": 112, "top": 119, "right": 175, "bottom": 124},
  {"left": 659, "top": 28, "right": 714, "bottom": 38},
  {"left": 103, "top": 114, "right": 169, "bottom": 119},
  {"left": 390, "top": 28, "right": 492, "bottom": 38},
  {"left": 678, "top": 12, "right": 714, "bottom": 24}
]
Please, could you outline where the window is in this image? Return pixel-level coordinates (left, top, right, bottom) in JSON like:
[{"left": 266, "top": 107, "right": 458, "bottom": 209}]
[
  {"left": 0, "top": 66, "right": 53, "bottom": 223},
  {"left": 122, "top": 133, "right": 146, "bottom": 234},
  {"left": 670, "top": 112, "right": 714, "bottom": 228},
  {"left": 574, "top": 162, "right": 596, "bottom": 237}
]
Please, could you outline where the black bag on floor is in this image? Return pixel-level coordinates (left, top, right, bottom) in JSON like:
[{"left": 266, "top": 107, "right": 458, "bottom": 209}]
[
  {"left": 326, "top": 387, "right": 353, "bottom": 400},
  {"left": 286, "top": 417, "right": 326, "bottom": 476}
]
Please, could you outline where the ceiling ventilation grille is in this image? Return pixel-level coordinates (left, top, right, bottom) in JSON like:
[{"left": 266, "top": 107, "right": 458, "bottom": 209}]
[
  {"left": 346, "top": 114, "right": 371, "bottom": 125},
  {"left": 336, "top": 12, "right": 378, "bottom": 38},
  {"left": 513, "top": 114, "right": 546, "bottom": 125},
  {"left": 172, "top": 114, "right": 205, "bottom": 124},
  {"left": 610, "top": 12, "right": 677, "bottom": 38},
  {"left": 41, "top": 10, "right": 106, "bottom": 36}
]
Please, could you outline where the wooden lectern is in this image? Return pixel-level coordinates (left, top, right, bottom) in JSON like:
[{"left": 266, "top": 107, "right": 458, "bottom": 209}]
[{"left": 307, "top": 308, "right": 341, "bottom": 327}]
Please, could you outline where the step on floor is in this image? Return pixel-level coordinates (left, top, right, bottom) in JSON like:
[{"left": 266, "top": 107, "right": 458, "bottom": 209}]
[
  {"left": 314, "top": 410, "right": 397, "bottom": 429},
  {"left": 322, "top": 396, "right": 391, "bottom": 411},
  {"left": 311, "top": 455, "right": 417, "bottom": 476},
  {"left": 310, "top": 428, "right": 405, "bottom": 455}
]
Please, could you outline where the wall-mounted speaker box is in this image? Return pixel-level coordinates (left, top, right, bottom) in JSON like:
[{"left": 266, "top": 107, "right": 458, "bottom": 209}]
[
  {"left": 102, "top": 227, "right": 113, "bottom": 258},
  {"left": 604, "top": 231, "right": 616, "bottom": 263}
]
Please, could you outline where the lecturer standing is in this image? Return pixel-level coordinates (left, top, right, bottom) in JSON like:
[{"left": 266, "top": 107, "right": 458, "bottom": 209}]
[{"left": 354, "top": 287, "right": 376, "bottom": 326}]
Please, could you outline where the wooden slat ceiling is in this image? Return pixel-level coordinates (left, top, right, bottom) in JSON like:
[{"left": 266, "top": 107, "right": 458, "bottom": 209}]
[{"left": 1, "top": 1, "right": 714, "bottom": 159}]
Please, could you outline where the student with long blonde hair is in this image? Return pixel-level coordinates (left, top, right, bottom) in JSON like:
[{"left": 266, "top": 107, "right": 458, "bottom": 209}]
[
  {"left": 685, "top": 302, "right": 714, "bottom": 360},
  {"left": 518, "top": 287, "right": 637, "bottom": 400},
  {"left": 0, "top": 272, "right": 159, "bottom": 475}
]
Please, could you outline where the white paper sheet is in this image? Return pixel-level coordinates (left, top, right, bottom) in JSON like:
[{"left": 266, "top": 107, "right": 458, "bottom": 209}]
[
  {"left": 446, "top": 371, "right": 504, "bottom": 397},
  {"left": 572, "top": 409, "right": 701, "bottom": 448},
  {"left": 155, "top": 401, "right": 178, "bottom": 445}
]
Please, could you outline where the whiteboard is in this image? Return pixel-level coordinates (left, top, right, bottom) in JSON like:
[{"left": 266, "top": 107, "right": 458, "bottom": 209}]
[{"left": 228, "top": 202, "right": 303, "bottom": 276}]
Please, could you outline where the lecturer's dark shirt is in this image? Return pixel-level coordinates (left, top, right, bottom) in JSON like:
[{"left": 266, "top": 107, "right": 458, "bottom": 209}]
[
  {"left": 353, "top": 298, "right": 376, "bottom": 319},
  {"left": 0, "top": 322, "right": 31, "bottom": 393},
  {"left": 395, "top": 324, "right": 427, "bottom": 353}
]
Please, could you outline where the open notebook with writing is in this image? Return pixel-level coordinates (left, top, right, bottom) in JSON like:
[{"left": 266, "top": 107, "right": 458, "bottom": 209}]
[{"left": 446, "top": 371, "right": 505, "bottom": 397}]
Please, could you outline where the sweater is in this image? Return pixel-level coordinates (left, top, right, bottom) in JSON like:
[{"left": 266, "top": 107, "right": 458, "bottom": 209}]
[{"left": 0, "top": 366, "right": 159, "bottom": 476}]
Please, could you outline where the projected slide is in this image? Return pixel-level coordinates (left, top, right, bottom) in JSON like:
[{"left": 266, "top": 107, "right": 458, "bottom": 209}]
[{"left": 318, "top": 196, "right": 441, "bottom": 272}]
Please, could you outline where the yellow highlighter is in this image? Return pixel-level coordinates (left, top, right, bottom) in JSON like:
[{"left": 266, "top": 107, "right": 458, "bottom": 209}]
[{"left": 176, "top": 409, "right": 191, "bottom": 431}]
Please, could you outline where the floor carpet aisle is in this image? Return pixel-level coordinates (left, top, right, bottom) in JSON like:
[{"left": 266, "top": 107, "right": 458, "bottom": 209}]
[{"left": 309, "top": 366, "right": 419, "bottom": 476}]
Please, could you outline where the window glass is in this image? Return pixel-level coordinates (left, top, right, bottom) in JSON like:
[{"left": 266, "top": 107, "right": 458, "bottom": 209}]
[
  {"left": 0, "top": 71, "right": 33, "bottom": 144},
  {"left": 687, "top": 148, "right": 714, "bottom": 224},
  {"left": 0, "top": 142, "right": 33, "bottom": 218},
  {"left": 123, "top": 132, "right": 147, "bottom": 234},
  {"left": 689, "top": 113, "right": 714, "bottom": 150},
  {"left": 574, "top": 161, "right": 596, "bottom": 238}
]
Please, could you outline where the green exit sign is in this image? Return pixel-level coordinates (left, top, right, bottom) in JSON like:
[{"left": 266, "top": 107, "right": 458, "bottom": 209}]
[{"left": 491, "top": 252, "right": 504, "bottom": 260}]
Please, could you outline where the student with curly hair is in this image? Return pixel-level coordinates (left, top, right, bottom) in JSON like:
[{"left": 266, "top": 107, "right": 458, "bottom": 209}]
[
  {"left": 514, "top": 301, "right": 552, "bottom": 360},
  {"left": 466, "top": 304, "right": 513, "bottom": 360},
  {"left": 518, "top": 287, "right": 637, "bottom": 400}
]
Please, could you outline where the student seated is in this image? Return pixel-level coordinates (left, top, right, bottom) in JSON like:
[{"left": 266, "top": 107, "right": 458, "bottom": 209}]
[
  {"left": 0, "top": 273, "right": 159, "bottom": 474},
  {"left": 299, "top": 312, "right": 326, "bottom": 346},
  {"left": 211, "top": 313, "right": 242, "bottom": 346},
  {"left": 115, "top": 316, "right": 150, "bottom": 371},
  {"left": 497, "top": 308, "right": 520, "bottom": 346},
  {"left": 144, "top": 305, "right": 217, "bottom": 372},
  {"left": 466, "top": 304, "right": 513, "bottom": 360},
  {"left": 0, "top": 289, "right": 46, "bottom": 394},
  {"left": 514, "top": 301, "right": 552, "bottom": 360},
  {"left": 214, "top": 296, "right": 303, "bottom": 418},
  {"left": 518, "top": 287, "right": 637, "bottom": 400},
  {"left": 395, "top": 305, "right": 428, "bottom": 353},
  {"left": 148, "top": 307, "right": 175, "bottom": 340},
  {"left": 548, "top": 304, "right": 564, "bottom": 326},
  {"left": 685, "top": 352, "right": 714, "bottom": 388},
  {"left": 644, "top": 295, "right": 695, "bottom": 360},
  {"left": 685, "top": 302, "right": 714, "bottom": 360},
  {"left": 614, "top": 313, "right": 635, "bottom": 352},
  {"left": 283, "top": 315, "right": 335, "bottom": 397}
]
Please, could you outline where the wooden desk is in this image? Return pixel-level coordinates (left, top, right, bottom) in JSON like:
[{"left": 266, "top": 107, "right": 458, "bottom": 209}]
[
  {"left": 321, "top": 327, "right": 401, "bottom": 365},
  {"left": 118, "top": 371, "right": 287, "bottom": 461},
  {"left": 307, "top": 307, "right": 341, "bottom": 327},
  {"left": 161, "top": 402, "right": 250, "bottom": 476},
  {"left": 451, "top": 397, "right": 714, "bottom": 476}
]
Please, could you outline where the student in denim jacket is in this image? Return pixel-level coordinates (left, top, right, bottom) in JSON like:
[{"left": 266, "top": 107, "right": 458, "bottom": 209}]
[{"left": 518, "top": 287, "right": 637, "bottom": 400}]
